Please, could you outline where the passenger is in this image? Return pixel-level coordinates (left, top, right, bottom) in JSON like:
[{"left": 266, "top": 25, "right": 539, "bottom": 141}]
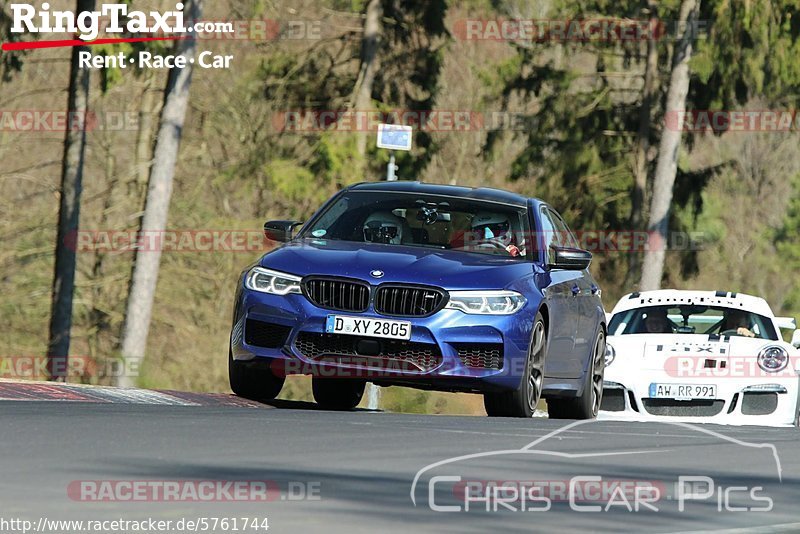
[{"left": 363, "top": 212, "right": 408, "bottom": 245}]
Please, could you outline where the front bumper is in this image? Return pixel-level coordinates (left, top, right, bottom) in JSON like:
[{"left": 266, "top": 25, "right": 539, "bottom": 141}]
[
  {"left": 230, "top": 283, "right": 533, "bottom": 392},
  {"left": 599, "top": 377, "right": 800, "bottom": 427}
]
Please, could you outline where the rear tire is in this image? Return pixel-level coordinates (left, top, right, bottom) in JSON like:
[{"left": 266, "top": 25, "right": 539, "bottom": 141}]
[
  {"left": 484, "top": 313, "right": 546, "bottom": 418},
  {"left": 548, "top": 330, "right": 605, "bottom": 420},
  {"left": 312, "top": 377, "right": 366, "bottom": 410},
  {"left": 228, "top": 350, "right": 284, "bottom": 401}
]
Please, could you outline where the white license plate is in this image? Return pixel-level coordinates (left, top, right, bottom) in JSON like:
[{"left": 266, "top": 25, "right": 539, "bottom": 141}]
[
  {"left": 325, "top": 315, "right": 411, "bottom": 340},
  {"left": 649, "top": 383, "right": 717, "bottom": 399}
]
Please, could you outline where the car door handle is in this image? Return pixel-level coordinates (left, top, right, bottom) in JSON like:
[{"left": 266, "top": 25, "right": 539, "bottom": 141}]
[{"left": 571, "top": 284, "right": 580, "bottom": 296}]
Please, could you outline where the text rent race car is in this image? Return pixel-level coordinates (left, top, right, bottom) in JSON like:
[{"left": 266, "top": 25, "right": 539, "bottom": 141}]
[
  {"left": 229, "top": 181, "right": 606, "bottom": 418},
  {"left": 600, "top": 289, "right": 800, "bottom": 426}
]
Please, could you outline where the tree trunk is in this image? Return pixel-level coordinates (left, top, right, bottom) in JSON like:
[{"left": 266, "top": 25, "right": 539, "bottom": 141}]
[
  {"left": 639, "top": 0, "right": 699, "bottom": 291},
  {"left": 131, "top": 71, "right": 159, "bottom": 200},
  {"left": 118, "top": 0, "right": 203, "bottom": 387},
  {"left": 626, "top": 1, "right": 659, "bottom": 285},
  {"left": 46, "top": 0, "right": 96, "bottom": 381},
  {"left": 352, "top": 0, "right": 382, "bottom": 159}
]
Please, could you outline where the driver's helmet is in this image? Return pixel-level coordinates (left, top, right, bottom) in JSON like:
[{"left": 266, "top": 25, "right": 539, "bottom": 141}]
[
  {"left": 363, "top": 212, "right": 404, "bottom": 245},
  {"left": 471, "top": 212, "right": 513, "bottom": 246}
]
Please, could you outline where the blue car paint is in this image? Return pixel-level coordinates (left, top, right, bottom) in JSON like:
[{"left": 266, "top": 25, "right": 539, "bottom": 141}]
[{"left": 230, "top": 182, "right": 604, "bottom": 397}]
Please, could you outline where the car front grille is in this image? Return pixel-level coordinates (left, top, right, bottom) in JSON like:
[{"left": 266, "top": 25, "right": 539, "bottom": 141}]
[
  {"left": 244, "top": 319, "right": 291, "bottom": 348},
  {"left": 303, "top": 277, "right": 370, "bottom": 312},
  {"left": 294, "top": 332, "right": 442, "bottom": 372},
  {"left": 453, "top": 343, "right": 503, "bottom": 370},
  {"left": 374, "top": 285, "right": 446, "bottom": 317},
  {"left": 641, "top": 398, "right": 725, "bottom": 417}
]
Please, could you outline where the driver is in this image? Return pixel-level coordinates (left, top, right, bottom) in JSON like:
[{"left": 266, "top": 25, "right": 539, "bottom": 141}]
[
  {"left": 722, "top": 309, "right": 756, "bottom": 338},
  {"left": 471, "top": 212, "right": 522, "bottom": 257},
  {"left": 644, "top": 308, "right": 673, "bottom": 334},
  {"left": 363, "top": 212, "right": 406, "bottom": 245}
]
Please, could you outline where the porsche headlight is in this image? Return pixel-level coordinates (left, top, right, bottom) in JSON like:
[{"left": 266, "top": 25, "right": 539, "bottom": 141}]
[
  {"left": 245, "top": 267, "right": 302, "bottom": 295},
  {"left": 444, "top": 291, "right": 526, "bottom": 315},
  {"left": 604, "top": 343, "right": 616, "bottom": 367},
  {"left": 757, "top": 345, "right": 789, "bottom": 373}
]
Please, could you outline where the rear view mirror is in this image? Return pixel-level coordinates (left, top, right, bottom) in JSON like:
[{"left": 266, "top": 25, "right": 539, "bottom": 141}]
[
  {"left": 264, "top": 220, "right": 303, "bottom": 243},
  {"left": 792, "top": 329, "right": 800, "bottom": 349},
  {"left": 549, "top": 245, "right": 592, "bottom": 270}
]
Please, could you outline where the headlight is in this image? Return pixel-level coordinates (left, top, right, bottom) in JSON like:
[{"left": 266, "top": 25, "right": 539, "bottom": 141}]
[
  {"left": 757, "top": 345, "right": 789, "bottom": 373},
  {"left": 245, "top": 267, "right": 302, "bottom": 295},
  {"left": 604, "top": 343, "right": 616, "bottom": 367},
  {"left": 444, "top": 291, "right": 526, "bottom": 315}
]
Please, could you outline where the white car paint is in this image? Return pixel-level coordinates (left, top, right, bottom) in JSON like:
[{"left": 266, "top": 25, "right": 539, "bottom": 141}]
[{"left": 600, "top": 289, "right": 800, "bottom": 427}]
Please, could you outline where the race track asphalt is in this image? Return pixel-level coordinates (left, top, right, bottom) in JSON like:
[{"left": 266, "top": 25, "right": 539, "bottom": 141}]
[{"left": 0, "top": 384, "right": 798, "bottom": 533}]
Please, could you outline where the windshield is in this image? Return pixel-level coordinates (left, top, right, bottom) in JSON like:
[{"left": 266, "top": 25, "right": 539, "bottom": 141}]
[
  {"left": 299, "top": 191, "right": 531, "bottom": 259},
  {"left": 608, "top": 305, "right": 779, "bottom": 340}
]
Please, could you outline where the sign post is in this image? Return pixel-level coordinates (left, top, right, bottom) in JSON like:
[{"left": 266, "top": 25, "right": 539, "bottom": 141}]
[{"left": 376, "top": 124, "right": 412, "bottom": 181}]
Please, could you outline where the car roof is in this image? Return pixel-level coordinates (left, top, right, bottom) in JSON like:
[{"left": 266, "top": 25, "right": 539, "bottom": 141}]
[
  {"left": 610, "top": 289, "right": 775, "bottom": 318},
  {"left": 346, "top": 181, "right": 537, "bottom": 208}
]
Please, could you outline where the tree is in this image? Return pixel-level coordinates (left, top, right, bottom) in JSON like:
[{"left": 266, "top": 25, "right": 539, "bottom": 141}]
[
  {"left": 351, "top": 0, "right": 382, "bottom": 159},
  {"left": 639, "top": 0, "right": 700, "bottom": 291},
  {"left": 118, "top": 0, "right": 203, "bottom": 387},
  {"left": 46, "top": 0, "right": 96, "bottom": 381},
  {"left": 625, "top": 0, "right": 660, "bottom": 283}
]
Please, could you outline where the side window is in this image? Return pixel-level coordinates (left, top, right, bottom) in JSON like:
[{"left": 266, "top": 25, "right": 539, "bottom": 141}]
[
  {"left": 549, "top": 209, "right": 580, "bottom": 248},
  {"left": 538, "top": 208, "right": 560, "bottom": 263}
]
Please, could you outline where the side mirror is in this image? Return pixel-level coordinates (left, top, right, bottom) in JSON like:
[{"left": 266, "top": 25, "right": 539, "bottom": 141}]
[
  {"left": 548, "top": 245, "right": 592, "bottom": 270},
  {"left": 791, "top": 329, "right": 800, "bottom": 349},
  {"left": 775, "top": 316, "right": 797, "bottom": 330},
  {"left": 264, "top": 220, "right": 303, "bottom": 243}
]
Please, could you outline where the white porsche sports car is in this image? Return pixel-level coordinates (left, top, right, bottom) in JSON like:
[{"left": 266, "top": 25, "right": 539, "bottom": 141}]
[{"left": 600, "top": 290, "right": 800, "bottom": 427}]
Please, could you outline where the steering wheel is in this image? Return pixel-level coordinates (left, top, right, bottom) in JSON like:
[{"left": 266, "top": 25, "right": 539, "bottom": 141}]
[
  {"left": 720, "top": 329, "right": 740, "bottom": 337},
  {"left": 475, "top": 238, "right": 512, "bottom": 254}
]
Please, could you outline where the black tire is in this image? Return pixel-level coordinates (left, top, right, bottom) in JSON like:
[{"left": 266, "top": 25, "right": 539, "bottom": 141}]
[
  {"left": 484, "top": 313, "right": 546, "bottom": 418},
  {"left": 312, "top": 377, "right": 366, "bottom": 410},
  {"left": 228, "top": 350, "right": 284, "bottom": 401},
  {"left": 548, "top": 329, "right": 605, "bottom": 420}
]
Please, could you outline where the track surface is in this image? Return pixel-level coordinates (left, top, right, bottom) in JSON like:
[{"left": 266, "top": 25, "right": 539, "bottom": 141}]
[{"left": 1, "top": 383, "right": 799, "bottom": 533}]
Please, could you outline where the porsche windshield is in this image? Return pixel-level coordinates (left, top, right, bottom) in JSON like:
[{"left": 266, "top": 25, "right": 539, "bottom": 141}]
[
  {"left": 299, "top": 191, "right": 531, "bottom": 258},
  {"left": 608, "top": 305, "right": 779, "bottom": 340}
]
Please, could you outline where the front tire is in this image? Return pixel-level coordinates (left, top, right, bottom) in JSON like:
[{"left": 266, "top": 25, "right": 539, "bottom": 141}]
[
  {"left": 484, "top": 313, "right": 546, "bottom": 418},
  {"left": 228, "top": 350, "right": 285, "bottom": 401},
  {"left": 548, "top": 329, "right": 605, "bottom": 419},
  {"left": 312, "top": 377, "right": 366, "bottom": 410}
]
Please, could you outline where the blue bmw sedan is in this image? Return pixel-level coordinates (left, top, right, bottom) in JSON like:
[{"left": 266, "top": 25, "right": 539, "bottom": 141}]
[{"left": 229, "top": 181, "right": 606, "bottom": 418}]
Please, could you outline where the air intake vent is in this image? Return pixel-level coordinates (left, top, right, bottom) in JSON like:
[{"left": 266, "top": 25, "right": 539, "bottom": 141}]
[
  {"left": 454, "top": 343, "right": 503, "bottom": 370},
  {"left": 244, "top": 319, "right": 291, "bottom": 348},
  {"left": 374, "top": 285, "right": 446, "bottom": 317},
  {"left": 303, "top": 277, "right": 370, "bottom": 312},
  {"left": 641, "top": 398, "right": 724, "bottom": 417},
  {"left": 295, "top": 332, "right": 442, "bottom": 372}
]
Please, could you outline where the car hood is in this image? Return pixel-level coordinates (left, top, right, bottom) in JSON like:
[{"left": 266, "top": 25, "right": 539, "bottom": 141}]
[
  {"left": 606, "top": 334, "right": 799, "bottom": 373},
  {"left": 259, "top": 238, "right": 534, "bottom": 289}
]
